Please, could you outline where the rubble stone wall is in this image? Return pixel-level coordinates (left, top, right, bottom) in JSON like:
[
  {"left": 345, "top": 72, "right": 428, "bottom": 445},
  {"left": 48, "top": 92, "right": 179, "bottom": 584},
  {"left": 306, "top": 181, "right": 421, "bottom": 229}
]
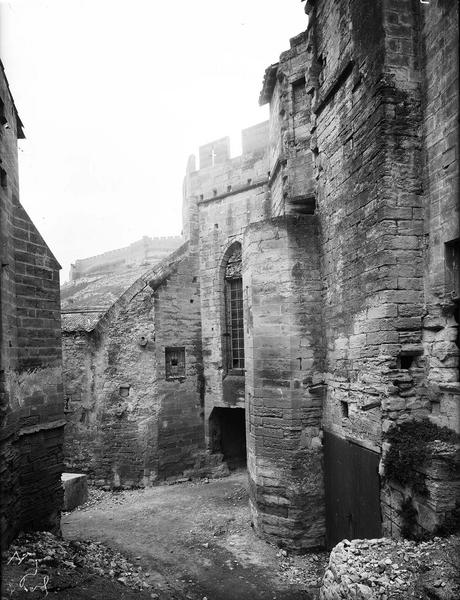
[
  {"left": 63, "top": 245, "right": 203, "bottom": 487},
  {"left": 154, "top": 249, "right": 204, "bottom": 480}
]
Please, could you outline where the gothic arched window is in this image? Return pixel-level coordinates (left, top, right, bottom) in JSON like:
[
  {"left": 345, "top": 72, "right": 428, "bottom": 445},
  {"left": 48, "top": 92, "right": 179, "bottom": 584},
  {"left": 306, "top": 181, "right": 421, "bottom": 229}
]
[{"left": 224, "top": 244, "right": 244, "bottom": 374}]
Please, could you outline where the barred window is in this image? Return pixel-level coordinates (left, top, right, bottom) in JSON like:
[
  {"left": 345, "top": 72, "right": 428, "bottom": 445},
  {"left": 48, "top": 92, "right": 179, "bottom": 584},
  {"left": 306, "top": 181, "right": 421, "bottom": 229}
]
[
  {"left": 225, "top": 245, "right": 244, "bottom": 373},
  {"left": 165, "top": 347, "right": 186, "bottom": 379}
]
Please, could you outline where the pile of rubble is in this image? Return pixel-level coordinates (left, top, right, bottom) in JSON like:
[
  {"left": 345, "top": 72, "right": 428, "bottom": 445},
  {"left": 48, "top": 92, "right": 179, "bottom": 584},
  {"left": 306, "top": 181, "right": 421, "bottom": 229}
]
[
  {"left": 320, "top": 536, "right": 460, "bottom": 600},
  {"left": 2, "top": 530, "right": 155, "bottom": 596}
]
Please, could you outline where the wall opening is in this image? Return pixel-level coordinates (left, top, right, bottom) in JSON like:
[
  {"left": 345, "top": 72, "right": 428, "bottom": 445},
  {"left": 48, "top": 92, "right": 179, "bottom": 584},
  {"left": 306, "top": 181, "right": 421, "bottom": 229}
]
[
  {"left": 292, "top": 77, "right": 306, "bottom": 112},
  {"left": 209, "top": 407, "right": 246, "bottom": 470},
  {"left": 445, "top": 239, "right": 460, "bottom": 299},
  {"left": 400, "top": 355, "right": 414, "bottom": 370},
  {"left": 0, "top": 167, "right": 7, "bottom": 189},
  {"left": 340, "top": 401, "right": 349, "bottom": 419}
]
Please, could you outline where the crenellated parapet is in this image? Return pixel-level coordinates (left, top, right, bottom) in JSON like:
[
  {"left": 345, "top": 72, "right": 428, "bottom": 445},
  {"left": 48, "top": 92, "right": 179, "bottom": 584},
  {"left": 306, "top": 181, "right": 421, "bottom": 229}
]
[
  {"left": 187, "top": 122, "right": 270, "bottom": 202},
  {"left": 70, "top": 235, "right": 183, "bottom": 281}
]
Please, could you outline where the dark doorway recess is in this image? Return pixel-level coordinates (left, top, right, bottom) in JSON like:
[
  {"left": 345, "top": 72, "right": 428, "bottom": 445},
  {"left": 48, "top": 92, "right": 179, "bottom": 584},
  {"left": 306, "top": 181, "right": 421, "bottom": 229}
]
[
  {"left": 324, "top": 430, "right": 382, "bottom": 549},
  {"left": 209, "top": 407, "right": 246, "bottom": 469}
]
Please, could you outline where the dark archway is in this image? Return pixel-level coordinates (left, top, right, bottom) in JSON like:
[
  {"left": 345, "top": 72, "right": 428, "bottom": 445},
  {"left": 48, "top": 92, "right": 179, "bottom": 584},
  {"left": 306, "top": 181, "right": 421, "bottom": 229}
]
[{"left": 209, "top": 407, "right": 246, "bottom": 470}]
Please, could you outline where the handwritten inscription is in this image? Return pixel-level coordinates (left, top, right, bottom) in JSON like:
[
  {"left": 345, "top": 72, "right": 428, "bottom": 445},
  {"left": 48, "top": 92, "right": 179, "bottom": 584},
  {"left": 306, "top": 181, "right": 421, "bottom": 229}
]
[{"left": 7, "top": 552, "right": 50, "bottom": 596}]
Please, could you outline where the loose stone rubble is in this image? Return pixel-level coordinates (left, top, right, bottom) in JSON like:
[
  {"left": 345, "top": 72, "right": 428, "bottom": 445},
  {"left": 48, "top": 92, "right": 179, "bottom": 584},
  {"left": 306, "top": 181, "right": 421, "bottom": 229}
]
[
  {"left": 320, "top": 536, "right": 460, "bottom": 600},
  {"left": 1, "top": 530, "right": 156, "bottom": 596},
  {"left": 278, "top": 549, "right": 329, "bottom": 590}
]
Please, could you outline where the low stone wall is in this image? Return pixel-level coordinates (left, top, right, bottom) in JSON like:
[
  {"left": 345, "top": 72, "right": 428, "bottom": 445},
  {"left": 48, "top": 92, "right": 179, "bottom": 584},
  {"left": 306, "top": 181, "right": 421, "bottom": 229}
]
[
  {"left": 62, "top": 473, "right": 88, "bottom": 511},
  {"left": 320, "top": 536, "right": 460, "bottom": 600}
]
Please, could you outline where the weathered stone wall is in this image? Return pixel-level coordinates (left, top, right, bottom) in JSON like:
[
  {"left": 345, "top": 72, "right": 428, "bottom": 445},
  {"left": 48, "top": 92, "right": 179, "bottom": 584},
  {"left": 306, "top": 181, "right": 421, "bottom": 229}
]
[
  {"left": 153, "top": 248, "right": 204, "bottom": 479},
  {"left": 308, "top": 0, "right": 421, "bottom": 452},
  {"left": 255, "top": 0, "right": 459, "bottom": 544},
  {"left": 0, "top": 62, "right": 21, "bottom": 546},
  {"left": 244, "top": 216, "right": 325, "bottom": 550},
  {"left": 419, "top": 0, "right": 459, "bottom": 431},
  {"left": 60, "top": 0, "right": 459, "bottom": 550},
  {"left": 63, "top": 244, "right": 204, "bottom": 487},
  {"left": 186, "top": 126, "right": 270, "bottom": 443},
  {"left": 1, "top": 62, "right": 64, "bottom": 548},
  {"left": 378, "top": 0, "right": 459, "bottom": 538},
  {"left": 262, "top": 31, "right": 314, "bottom": 218}
]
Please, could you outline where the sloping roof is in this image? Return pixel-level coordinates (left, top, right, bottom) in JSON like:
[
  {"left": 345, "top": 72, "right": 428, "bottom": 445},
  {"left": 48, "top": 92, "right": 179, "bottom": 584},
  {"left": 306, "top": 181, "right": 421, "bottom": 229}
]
[
  {"left": 92, "top": 241, "right": 190, "bottom": 336},
  {"left": 60, "top": 264, "right": 159, "bottom": 312},
  {"left": 61, "top": 242, "right": 190, "bottom": 333}
]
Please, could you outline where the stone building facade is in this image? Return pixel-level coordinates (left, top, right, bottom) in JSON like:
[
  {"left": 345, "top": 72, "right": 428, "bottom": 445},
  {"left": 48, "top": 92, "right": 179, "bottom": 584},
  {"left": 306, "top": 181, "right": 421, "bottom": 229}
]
[
  {"left": 0, "top": 62, "right": 64, "bottom": 548},
  {"left": 62, "top": 0, "right": 458, "bottom": 551},
  {"left": 62, "top": 243, "right": 205, "bottom": 486}
]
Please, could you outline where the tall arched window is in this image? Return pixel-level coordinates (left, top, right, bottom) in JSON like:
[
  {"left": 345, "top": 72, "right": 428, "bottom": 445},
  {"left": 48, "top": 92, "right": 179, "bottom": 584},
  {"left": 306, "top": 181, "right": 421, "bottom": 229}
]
[{"left": 224, "top": 244, "right": 244, "bottom": 374}]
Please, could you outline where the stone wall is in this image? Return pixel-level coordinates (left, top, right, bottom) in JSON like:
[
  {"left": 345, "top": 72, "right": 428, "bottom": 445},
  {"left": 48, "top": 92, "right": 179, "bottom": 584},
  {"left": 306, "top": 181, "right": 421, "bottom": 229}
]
[
  {"left": 60, "top": 0, "right": 459, "bottom": 550},
  {"left": 292, "top": 0, "right": 458, "bottom": 540},
  {"left": 419, "top": 0, "right": 459, "bottom": 431},
  {"left": 185, "top": 124, "right": 270, "bottom": 443},
  {"left": 183, "top": 117, "right": 327, "bottom": 549},
  {"left": 1, "top": 62, "right": 64, "bottom": 548},
  {"left": 63, "top": 244, "right": 204, "bottom": 487},
  {"left": 244, "top": 216, "right": 325, "bottom": 550}
]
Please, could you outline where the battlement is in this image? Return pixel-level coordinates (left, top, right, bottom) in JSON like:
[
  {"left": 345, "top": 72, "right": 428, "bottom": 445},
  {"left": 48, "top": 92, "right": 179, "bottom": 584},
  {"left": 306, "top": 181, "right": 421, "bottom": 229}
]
[
  {"left": 199, "top": 137, "right": 230, "bottom": 169},
  {"left": 195, "top": 121, "right": 269, "bottom": 172},
  {"left": 185, "top": 121, "right": 270, "bottom": 205}
]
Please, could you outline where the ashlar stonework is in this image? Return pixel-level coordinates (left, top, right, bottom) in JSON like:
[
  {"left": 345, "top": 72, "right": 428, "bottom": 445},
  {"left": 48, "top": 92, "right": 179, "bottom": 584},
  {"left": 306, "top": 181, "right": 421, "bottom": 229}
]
[{"left": 1, "top": 61, "right": 64, "bottom": 548}]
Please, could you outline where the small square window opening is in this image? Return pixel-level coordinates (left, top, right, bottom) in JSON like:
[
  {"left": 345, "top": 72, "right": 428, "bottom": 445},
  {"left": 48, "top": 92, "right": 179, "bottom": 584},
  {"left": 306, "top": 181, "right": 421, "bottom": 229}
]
[{"left": 165, "top": 347, "right": 186, "bottom": 379}]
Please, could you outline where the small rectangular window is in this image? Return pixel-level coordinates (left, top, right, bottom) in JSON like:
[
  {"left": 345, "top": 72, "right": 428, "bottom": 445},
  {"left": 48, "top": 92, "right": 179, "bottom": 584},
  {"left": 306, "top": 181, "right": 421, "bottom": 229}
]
[
  {"left": 0, "top": 97, "right": 6, "bottom": 125},
  {"left": 292, "top": 77, "right": 306, "bottom": 113},
  {"left": 445, "top": 239, "right": 460, "bottom": 299},
  {"left": 165, "top": 347, "right": 186, "bottom": 379}
]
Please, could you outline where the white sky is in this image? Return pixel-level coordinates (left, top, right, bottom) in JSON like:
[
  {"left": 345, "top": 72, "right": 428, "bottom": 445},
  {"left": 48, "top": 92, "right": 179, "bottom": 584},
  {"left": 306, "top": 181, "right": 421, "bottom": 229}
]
[{"left": 0, "top": 0, "right": 307, "bottom": 281}]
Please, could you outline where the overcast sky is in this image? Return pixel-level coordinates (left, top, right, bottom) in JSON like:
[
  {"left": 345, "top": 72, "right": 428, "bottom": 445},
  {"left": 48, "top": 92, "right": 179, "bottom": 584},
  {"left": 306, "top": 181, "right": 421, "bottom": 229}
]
[{"left": 1, "top": 1, "right": 307, "bottom": 281}]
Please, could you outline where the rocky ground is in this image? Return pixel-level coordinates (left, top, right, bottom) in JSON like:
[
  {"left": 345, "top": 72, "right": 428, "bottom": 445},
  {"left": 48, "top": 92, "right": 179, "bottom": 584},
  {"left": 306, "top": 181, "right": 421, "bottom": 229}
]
[
  {"left": 320, "top": 535, "right": 460, "bottom": 600},
  {"left": 2, "top": 474, "right": 458, "bottom": 599},
  {"left": 1, "top": 472, "right": 328, "bottom": 599}
]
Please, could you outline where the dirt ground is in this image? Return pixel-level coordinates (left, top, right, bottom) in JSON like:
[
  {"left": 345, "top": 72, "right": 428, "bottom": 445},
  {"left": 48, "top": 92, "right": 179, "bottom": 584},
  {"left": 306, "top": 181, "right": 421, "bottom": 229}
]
[{"left": 59, "top": 470, "right": 327, "bottom": 600}]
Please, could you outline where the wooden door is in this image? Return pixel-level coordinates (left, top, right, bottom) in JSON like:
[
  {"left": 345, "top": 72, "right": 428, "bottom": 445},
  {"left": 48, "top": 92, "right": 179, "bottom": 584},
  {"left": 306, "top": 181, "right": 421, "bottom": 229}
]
[{"left": 324, "top": 431, "right": 382, "bottom": 548}]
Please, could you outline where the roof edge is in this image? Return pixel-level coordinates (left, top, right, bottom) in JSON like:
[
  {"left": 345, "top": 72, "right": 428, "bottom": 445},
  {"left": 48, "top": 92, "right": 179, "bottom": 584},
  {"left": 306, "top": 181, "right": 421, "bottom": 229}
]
[
  {"left": 259, "top": 62, "right": 279, "bottom": 106},
  {"left": 92, "top": 241, "right": 190, "bottom": 336},
  {"left": 0, "top": 60, "right": 25, "bottom": 139}
]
